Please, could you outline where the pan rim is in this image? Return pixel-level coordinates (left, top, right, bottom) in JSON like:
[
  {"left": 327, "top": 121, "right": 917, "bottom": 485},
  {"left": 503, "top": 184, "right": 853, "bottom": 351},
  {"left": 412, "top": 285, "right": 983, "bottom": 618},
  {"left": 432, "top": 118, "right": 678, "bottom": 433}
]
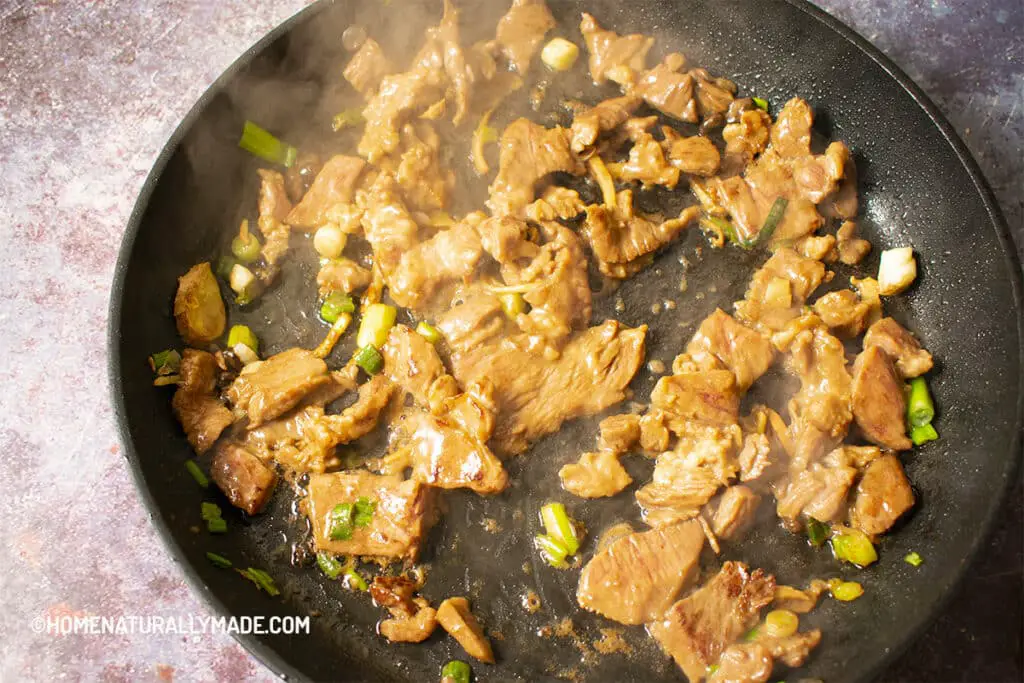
[{"left": 106, "top": 1, "right": 1024, "bottom": 681}]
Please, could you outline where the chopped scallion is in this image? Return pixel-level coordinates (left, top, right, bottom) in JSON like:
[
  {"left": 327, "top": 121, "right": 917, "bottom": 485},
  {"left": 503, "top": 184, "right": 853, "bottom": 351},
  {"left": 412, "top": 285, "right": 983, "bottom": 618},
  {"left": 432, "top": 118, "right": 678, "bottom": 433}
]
[
  {"left": 498, "top": 292, "right": 527, "bottom": 319},
  {"left": 238, "top": 120, "right": 297, "bottom": 168},
  {"left": 332, "top": 108, "right": 365, "bottom": 132},
  {"left": 201, "top": 502, "right": 223, "bottom": 522},
  {"left": 758, "top": 197, "right": 788, "bottom": 243},
  {"left": 185, "top": 460, "right": 210, "bottom": 488},
  {"left": 344, "top": 568, "right": 368, "bottom": 591},
  {"left": 416, "top": 321, "right": 442, "bottom": 344},
  {"left": 763, "top": 609, "right": 799, "bottom": 638},
  {"left": 828, "top": 578, "right": 864, "bottom": 602},
  {"left": 742, "top": 625, "right": 760, "bottom": 641},
  {"left": 356, "top": 303, "right": 397, "bottom": 349},
  {"left": 317, "top": 552, "right": 344, "bottom": 579},
  {"left": 540, "top": 502, "right": 580, "bottom": 555},
  {"left": 207, "top": 518, "right": 228, "bottom": 534},
  {"left": 239, "top": 567, "right": 280, "bottom": 596},
  {"left": 534, "top": 534, "right": 570, "bottom": 568},
  {"left": 149, "top": 349, "right": 181, "bottom": 376},
  {"left": 441, "top": 660, "right": 472, "bottom": 683},
  {"left": 831, "top": 529, "right": 878, "bottom": 567},
  {"left": 231, "top": 219, "right": 261, "bottom": 263},
  {"left": 911, "top": 423, "right": 939, "bottom": 445},
  {"left": 904, "top": 551, "right": 924, "bottom": 567},
  {"left": 906, "top": 377, "right": 936, "bottom": 427},
  {"left": 215, "top": 255, "right": 237, "bottom": 281},
  {"left": 806, "top": 517, "right": 830, "bottom": 547},
  {"left": 752, "top": 97, "right": 769, "bottom": 111},
  {"left": 320, "top": 292, "right": 356, "bottom": 324},
  {"left": 353, "top": 497, "right": 376, "bottom": 528},
  {"left": 227, "top": 325, "right": 259, "bottom": 354},
  {"left": 328, "top": 502, "right": 355, "bottom": 541},
  {"left": 206, "top": 552, "right": 232, "bottom": 569},
  {"left": 353, "top": 345, "right": 383, "bottom": 375}
]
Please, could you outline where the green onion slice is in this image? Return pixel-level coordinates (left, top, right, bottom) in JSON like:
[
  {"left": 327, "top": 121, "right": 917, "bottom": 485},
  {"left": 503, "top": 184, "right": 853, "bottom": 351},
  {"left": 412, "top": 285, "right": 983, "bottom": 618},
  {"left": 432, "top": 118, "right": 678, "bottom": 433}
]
[
  {"left": 227, "top": 325, "right": 259, "bottom": 354},
  {"left": 328, "top": 502, "right": 355, "bottom": 541},
  {"left": 207, "top": 518, "right": 228, "bottom": 534},
  {"left": 540, "top": 502, "right": 580, "bottom": 555},
  {"left": 239, "top": 567, "right": 280, "bottom": 596},
  {"left": 534, "top": 534, "right": 570, "bottom": 568},
  {"left": 149, "top": 349, "right": 181, "bottom": 376},
  {"left": 206, "top": 552, "right": 232, "bottom": 569},
  {"left": 904, "top": 551, "right": 924, "bottom": 567},
  {"left": 806, "top": 517, "right": 830, "bottom": 547},
  {"left": 332, "top": 108, "right": 365, "bottom": 132},
  {"left": 320, "top": 292, "right": 356, "bottom": 324},
  {"left": 239, "top": 120, "right": 298, "bottom": 168},
  {"left": 415, "top": 321, "right": 442, "bottom": 344},
  {"left": 441, "top": 660, "right": 471, "bottom": 683},
  {"left": 353, "top": 345, "right": 384, "bottom": 375},
  {"left": 344, "top": 568, "right": 368, "bottom": 592},
  {"left": 831, "top": 529, "right": 878, "bottom": 567},
  {"left": 185, "top": 460, "right": 210, "bottom": 488},
  {"left": 201, "top": 502, "right": 223, "bottom": 522},
  {"left": 911, "top": 423, "right": 939, "bottom": 445},
  {"left": 353, "top": 497, "right": 376, "bottom": 527},
  {"left": 758, "top": 197, "right": 788, "bottom": 243},
  {"left": 317, "top": 552, "right": 345, "bottom": 579},
  {"left": 752, "top": 97, "right": 769, "bottom": 111},
  {"left": 906, "top": 377, "right": 935, "bottom": 427}
]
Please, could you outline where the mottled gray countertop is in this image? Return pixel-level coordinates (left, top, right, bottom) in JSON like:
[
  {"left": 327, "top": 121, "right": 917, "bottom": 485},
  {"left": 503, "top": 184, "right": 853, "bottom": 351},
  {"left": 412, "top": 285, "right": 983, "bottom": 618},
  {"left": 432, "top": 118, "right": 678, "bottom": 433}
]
[{"left": 0, "top": 1, "right": 1020, "bottom": 681}]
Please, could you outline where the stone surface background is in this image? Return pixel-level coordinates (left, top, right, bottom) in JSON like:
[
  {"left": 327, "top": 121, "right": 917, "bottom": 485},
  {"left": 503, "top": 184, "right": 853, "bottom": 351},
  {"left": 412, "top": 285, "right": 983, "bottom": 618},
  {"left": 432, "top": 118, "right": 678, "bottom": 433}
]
[{"left": 0, "top": 1, "right": 1019, "bottom": 681}]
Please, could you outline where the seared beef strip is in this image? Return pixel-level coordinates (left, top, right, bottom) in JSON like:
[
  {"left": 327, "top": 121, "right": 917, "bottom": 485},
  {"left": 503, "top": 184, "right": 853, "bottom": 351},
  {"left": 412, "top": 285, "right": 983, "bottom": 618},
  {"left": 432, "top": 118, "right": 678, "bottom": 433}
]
[
  {"left": 171, "top": 349, "right": 233, "bottom": 454},
  {"left": 307, "top": 470, "right": 434, "bottom": 561},
  {"left": 863, "top": 317, "right": 934, "bottom": 378},
  {"left": 382, "top": 325, "right": 457, "bottom": 408},
  {"left": 343, "top": 37, "right": 396, "bottom": 98},
  {"left": 579, "top": 12, "right": 654, "bottom": 85},
  {"left": 210, "top": 442, "right": 277, "bottom": 515},
  {"left": 650, "top": 369, "right": 741, "bottom": 430},
  {"left": 254, "top": 169, "right": 293, "bottom": 285},
  {"left": 316, "top": 258, "right": 372, "bottom": 296},
  {"left": 371, "top": 576, "right": 438, "bottom": 643},
  {"left": 711, "top": 485, "right": 761, "bottom": 540},
  {"left": 495, "top": 0, "right": 555, "bottom": 74},
  {"left": 358, "top": 175, "right": 421, "bottom": 278},
  {"left": 849, "top": 453, "right": 915, "bottom": 535},
  {"left": 753, "top": 629, "right": 822, "bottom": 668},
  {"left": 812, "top": 286, "right": 880, "bottom": 338},
  {"left": 393, "top": 122, "right": 454, "bottom": 213},
  {"left": 598, "top": 414, "right": 641, "bottom": 453},
  {"left": 735, "top": 248, "right": 827, "bottom": 331},
  {"left": 285, "top": 155, "right": 367, "bottom": 231},
  {"left": 437, "top": 597, "right": 495, "bottom": 663},
  {"left": 649, "top": 561, "right": 775, "bottom": 682},
  {"left": 388, "top": 219, "right": 484, "bottom": 310},
  {"left": 560, "top": 450, "right": 632, "bottom": 498},
  {"left": 226, "top": 348, "right": 332, "bottom": 428},
  {"left": 569, "top": 95, "right": 643, "bottom": 154},
  {"left": 708, "top": 643, "right": 773, "bottom": 683},
  {"left": 577, "top": 520, "right": 704, "bottom": 625},
  {"left": 687, "top": 308, "right": 775, "bottom": 390},
  {"left": 609, "top": 132, "right": 681, "bottom": 188},
  {"left": 487, "top": 118, "right": 584, "bottom": 216},
  {"left": 852, "top": 345, "right": 912, "bottom": 450},
  {"left": 775, "top": 455, "right": 856, "bottom": 524},
  {"left": 662, "top": 130, "right": 721, "bottom": 177}
]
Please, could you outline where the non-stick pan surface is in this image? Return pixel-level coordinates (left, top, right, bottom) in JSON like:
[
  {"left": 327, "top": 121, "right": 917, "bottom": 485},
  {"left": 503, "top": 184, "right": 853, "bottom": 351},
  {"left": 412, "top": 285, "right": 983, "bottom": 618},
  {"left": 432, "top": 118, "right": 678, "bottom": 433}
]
[{"left": 108, "top": 1, "right": 1023, "bottom": 681}]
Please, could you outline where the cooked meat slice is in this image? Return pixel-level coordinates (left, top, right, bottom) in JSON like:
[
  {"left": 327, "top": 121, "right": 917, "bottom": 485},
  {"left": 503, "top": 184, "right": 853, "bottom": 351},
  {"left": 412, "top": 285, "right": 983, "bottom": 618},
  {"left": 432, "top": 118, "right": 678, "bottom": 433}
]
[
  {"left": 524, "top": 186, "right": 587, "bottom": 222},
  {"left": 708, "top": 643, "right": 773, "bottom": 683},
  {"left": 285, "top": 155, "right": 367, "bottom": 231},
  {"left": 836, "top": 220, "right": 871, "bottom": 265},
  {"left": 358, "top": 175, "right": 421, "bottom": 278},
  {"left": 487, "top": 119, "right": 584, "bottom": 216},
  {"left": 738, "top": 433, "right": 773, "bottom": 482},
  {"left": 569, "top": 95, "right": 643, "bottom": 153},
  {"left": 577, "top": 521, "right": 705, "bottom": 625},
  {"left": 171, "top": 349, "right": 233, "bottom": 454},
  {"left": 253, "top": 169, "right": 293, "bottom": 283},
  {"left": 637, "top": 425, "right": 738, "bottom": 527},
  {"left": 380, "top": 598, "right": 438, "bottom": 643},
  {"left": 560, "top": 450, "right": 632, "bottom": 498},
  {"left": 174, "top": 263, "right": 226, "bottom": 347},
  {"left": 579, "top": 12, "right": 654, "bottom": 85},
  {"left": 650, "top": 370, "right": 740, "bottom": 429},
  {"left": 773, "top": 580, "right": 829, "bottom": 614},
  {"left": 753, "top": 629, "right": 822, "bottom": 668},
  {"left": 315, "top": 374, "right": 395, "bottom": 442},
  {"left": 307, "top": 470, "right": 434, "bottom": 561},
  {"left": 687, "top": 309, "right": 775, "bottom": 390},
  {"left": 210, "top": 442, "right": 277, "bottom": 515},
  {"left": 358, "top": 68, "right": 442, "bottom": 163},
  {"left": 863, "top": 317, "right": 934, "bottom": 379},
  {"left": 343, "top": 37, "right": 395, "bottom": 97},
  {"left": 582, "top": 192, "right": 700, "bottom": 272},
  {"left": 649, "top": 561, "right": 776, "bottom": 682},
  {"left": 712, "top": 485, "right": 760, "bottom": 540},
  {"left": 852, "top": 346, "right": 912, "bottom": 450},
  {"left": 821, "top": 153, "right": 859, "bottom": 219},
  {"left": 639, "top": 410, "right": 671, "bottom": 453},
  {"left": 771, "top": 97, "right": 812, "bottom": 157},
  {"left": 813, "top": 288, "right": 880, "bottom": 338},
  {"left": 382, "top": 325, "right": 455, "bottom": 408},
  {"left": 634, "top": 57, "right": 696, "bottom": 122},
  {"left": 397, "top": 396, "right": 509, "bottom": 495},
  {"left": 371, "top": 575, "right": 419, "bottom": 615},
  {"left": 394, "top": 122, "right": 454, "bottom": 213},
  {"left": 609, "top": 132, "right": 680, "bottom": 188},
  {"left": 598, "top": 414, "right": 641, "bottom": 453},
  {"left": 388, "top": 219, "right": 483, "bottom": 309},
  {"left": 722, "top": 109, "right": 772, "bottom": 171},
  {"left": 849, "top": 454, "right": 915, "bottom": 535},
  {"left": 735, "top": 248, "right": 826, "bottom": 331},
  {"left": 226, "top": 348, "right": 331, "bottom": 428},
  {"left": 664, "top": 133, "right": 721, "bottom": 176},
  {"left": 775, "top": 457, "right": 856, "bottom": 523},
  {"left": 495, "top": 0, "right": 555, "bottom": 74},
  {"left": 436, "top": 597, "right": 495, "bottom": 664},
  {"left": 441, "top": 316, "right": 647, "bottom": 454},
  {"left": 317, "top": 257, "right": 372, "bottom": 296}
]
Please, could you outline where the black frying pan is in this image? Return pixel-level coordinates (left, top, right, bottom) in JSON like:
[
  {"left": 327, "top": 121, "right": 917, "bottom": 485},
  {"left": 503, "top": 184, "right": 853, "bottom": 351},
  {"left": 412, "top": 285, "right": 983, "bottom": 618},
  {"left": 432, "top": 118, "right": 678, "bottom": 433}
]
[{"left": 107, "top": 0, "right": 1023, "bottom": 681}]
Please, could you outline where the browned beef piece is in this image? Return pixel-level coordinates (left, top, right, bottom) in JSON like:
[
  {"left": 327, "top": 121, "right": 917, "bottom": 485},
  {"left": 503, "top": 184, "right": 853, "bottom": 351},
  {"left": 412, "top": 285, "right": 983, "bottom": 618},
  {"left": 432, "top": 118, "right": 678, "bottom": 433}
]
[
  {"left": 285, "top": 155, "right": 367, "bottom": 231},
  {"left": 579, "top": 12, "right": 654, "bottom": 85},
  {"left": 380, "top": 599, "right": 438, "bottom": 643},
  {"left": 382, "top": 325, "right": 456, "bottom": 408},
  {"left": 634, "top": 57, "right": 696, "bottom": 122},
  {"left": 392, "top": 122, "right": 454, "bottom": 213},
  {"left": 813, "top": 288, "right": 879, "bottom": 338},
  {"left": 171, "top": 349, "right": 233, "bottom": 454},
  {"left": 649, "top": 561, "right": 776, "bottom": 682},
  {"left": 307, "top": 470, "right": 434, "bottom": 561},
  {"left": 316, "top": 258, "right": 372, "bottom": 295},
  {"left": 495, "top": 0, "right": 554, "bottom": 74},
  {"left": 687, "top": 309, "right": 775, "bottom": 390},
  {"left": 664, "top": 133, "right": 721, "bottom": 176},
  {"left": 525, "top": 186, "right": 587, "bottom": 222},
  {"left": 712, "top": 485, "right": 761, "bottom": 540},
  {"left": 560, "top": 450, "right": 632, "bottom": 498},
  {"left": 850, "top": 454, "right": 915, "bottom": 535},
  {"left": 388, "top": 219, "right": 483, "bottom": 310},
  {"left": 636, "top": 425, "right": 738, "bottom": 527},
  {"left": 852, "top": 346, "right": 912, "bottom": 450},
  {"left": 394, "top": 385, "right": 509, "bottom": 495},
  {"left": 639, "top": 410, "right": 671, "bottom": 452},
  {"left": 650, "top": 370, "right": 740, "bottom": 429},
  {"left": 735, "top": 248, "right": 827, "bottom": 331},
  {"left": 754, "top": 629, "right": 822, "bottom": 668},
  {"left": 439, "top": 304, "right": 648, "bottom": 453},
  {"left": 254, "top": 169, "right": 292, "bottom": 284},
  {"left": 358, "top": 68, "right": 443, "bottom": 163},
  {"left": 577, "top": 521, "right": 705, "bottom": 625},
  {"left": 582, "top": 194, "right": 700, "bottom": 276},
  {"left": 863, "top": 317, "right": 934, "bottom": 379},
  {"left": 487, "top": 119, "right": 584, "bottom": 216},
  {"left": 315, "top": 374, "right": 395, "bottom": 442},
  {"left": 822, "top": 156, "right": 859, "bottom": 220},
  {"left": 210, "top": 442, "right": 277, "bottom": 515},
  {"left": 775, "top": 453, "right": 857, "bottom": 523},
  {"left": 598, "top": 414, "right": 641, "bottom": 452},
  {"left": 358, "top": 175, "right": 421, "bottom": 280},
  {"left": 569, "top": 95, "right": 643, "bottom": 154},
  {"left": 708, "top": 643, "right": 773, "bottom": 683},
  {"left": 610, "top": 133, "right": 680, "bottom": 188},
  {"left": 226, "top": 348, "right": 331, "bottom": 428},
  {"left": 436, "top": 597, "right": 495, "bottom": 663},
  {"left": 739, "top": 433, "right": 773, "bottom": 482},
  {"left": 371, "top": 575, "right": 418, "bottom": 614},
  {"left": 722, "top": 109, "right": 772, "bottom": 171},
  {"left": 835, "top": 220, "right": 872, "bottom": 265},
  {"left": 343, "top": 37, "right": 395, "bottom": 97}
]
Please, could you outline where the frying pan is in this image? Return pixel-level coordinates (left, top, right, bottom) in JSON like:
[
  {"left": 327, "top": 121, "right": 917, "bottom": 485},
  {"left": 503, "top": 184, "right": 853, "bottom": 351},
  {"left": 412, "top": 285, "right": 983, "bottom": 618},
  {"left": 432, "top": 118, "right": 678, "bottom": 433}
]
[{"left": 107, "top": 0, "right": 1023, "bottom": 681}]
